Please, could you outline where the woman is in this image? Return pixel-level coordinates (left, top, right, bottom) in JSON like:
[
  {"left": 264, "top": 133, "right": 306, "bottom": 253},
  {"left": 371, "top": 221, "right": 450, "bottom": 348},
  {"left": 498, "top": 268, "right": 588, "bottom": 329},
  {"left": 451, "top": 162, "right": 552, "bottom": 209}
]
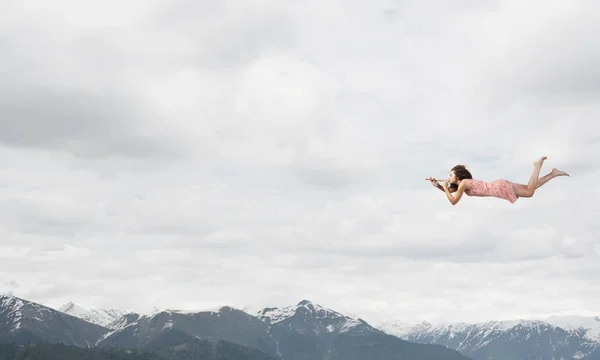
[{"left": 426, "top": 156, "right": 569, "bottom": 205}]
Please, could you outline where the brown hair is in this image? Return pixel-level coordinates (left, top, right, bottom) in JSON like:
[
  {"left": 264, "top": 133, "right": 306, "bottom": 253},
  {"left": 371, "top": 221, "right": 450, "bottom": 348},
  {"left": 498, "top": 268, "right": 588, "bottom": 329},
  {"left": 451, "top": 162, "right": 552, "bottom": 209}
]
[{"left": 448, "top": 165, "right": 472, "bottom": 192}]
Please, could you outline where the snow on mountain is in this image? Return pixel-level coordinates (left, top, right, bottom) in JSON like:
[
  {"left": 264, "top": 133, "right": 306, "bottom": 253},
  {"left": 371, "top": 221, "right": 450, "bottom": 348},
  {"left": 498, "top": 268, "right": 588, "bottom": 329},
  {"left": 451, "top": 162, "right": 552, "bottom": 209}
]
[
  {"left": 0, "top": 294, "right": 24, "bottom": 312},
  {"left": 545, "top": 315, "right": 600, "bottom": 342},
  {"left": 403, "top": 319, "right": 550, "bottom": 350},
  {"left": 1, "top": 294, "right": 109, "bottom": 347},
  {"left": 380, "top": 316, "right": 600, "bottom": 344},
  {"left": 59, "top": 301, "right": 130, "bottom": 329},
  {"left": 378, "top": 316, "right": 600, "bottom": 360},
  {"left": 107, "top": 313, "right": 143, "bottom": 332},
  {"left": 256, "top": 300, "right": 336, "bottom": 324},
  {"left": 96, "top": 305, "right": 243, "bottom": 345},
  {"left": 377, "top": 319, "right": 523, "bottom": 340},
  {"left": 1, "top": 294, "right": 64, "bottom": 331},
  {"left": 255, "top": 299, "right": 367, "bottom": 334},
  {"left": 378, "top": 319, "right": 434, "bottom": 338},
  {"left": 96, "top": 305, "right": 278, "bottom": 353},
  {"left": 0, "top": 294, "right": 26, "bottom": 331},
  {"left": 242, "top": 303, "right": 264, "bottom": 316}
]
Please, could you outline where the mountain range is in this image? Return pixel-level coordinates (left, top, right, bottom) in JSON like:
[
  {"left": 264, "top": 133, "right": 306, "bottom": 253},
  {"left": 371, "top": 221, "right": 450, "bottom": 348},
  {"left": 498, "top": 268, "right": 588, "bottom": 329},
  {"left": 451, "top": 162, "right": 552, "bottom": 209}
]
[
  {"left": 378, "top": 316, "right": 600, "bottom": 360},
  {"left": 2, "top": 293, "right": 600, "bottom": 360},
  {"left": 0, "top": 294, "right": 469, "bottom": 360}
]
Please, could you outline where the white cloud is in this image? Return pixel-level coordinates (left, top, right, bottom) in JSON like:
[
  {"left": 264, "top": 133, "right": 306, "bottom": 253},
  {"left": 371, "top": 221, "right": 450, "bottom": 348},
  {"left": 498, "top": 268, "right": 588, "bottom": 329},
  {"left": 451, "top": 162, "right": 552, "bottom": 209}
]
[{"left": 1, "top": 0, "right": 599, "bottom": 327}]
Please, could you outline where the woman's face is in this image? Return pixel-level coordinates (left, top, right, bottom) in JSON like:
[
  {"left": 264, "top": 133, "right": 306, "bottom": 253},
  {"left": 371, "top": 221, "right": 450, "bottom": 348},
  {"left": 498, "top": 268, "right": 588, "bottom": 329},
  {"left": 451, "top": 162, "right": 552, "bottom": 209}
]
[{"left": 448, "top": 170, "right": 457, "bottom": 184}]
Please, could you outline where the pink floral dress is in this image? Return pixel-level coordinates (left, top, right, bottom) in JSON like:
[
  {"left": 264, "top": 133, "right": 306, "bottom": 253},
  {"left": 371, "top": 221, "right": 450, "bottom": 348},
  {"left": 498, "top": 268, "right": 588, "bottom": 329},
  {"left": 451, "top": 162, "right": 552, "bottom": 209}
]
[{"left": 463, "top": 179, "right": 519, "bottom": 203}]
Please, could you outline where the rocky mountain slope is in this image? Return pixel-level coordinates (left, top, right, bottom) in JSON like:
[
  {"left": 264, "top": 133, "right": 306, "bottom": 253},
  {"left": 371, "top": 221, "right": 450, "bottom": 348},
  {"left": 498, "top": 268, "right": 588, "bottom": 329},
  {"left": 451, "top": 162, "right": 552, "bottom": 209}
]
[{"left": 0, "top": 295, "right": 109, "bottom": 346}]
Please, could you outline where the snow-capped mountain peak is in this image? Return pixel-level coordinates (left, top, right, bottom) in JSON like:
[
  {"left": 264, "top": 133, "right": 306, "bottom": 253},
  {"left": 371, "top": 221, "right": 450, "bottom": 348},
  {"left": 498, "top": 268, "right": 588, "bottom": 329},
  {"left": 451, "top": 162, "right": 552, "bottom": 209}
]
[
  {"left": 1, "top": 294, "right": 56, "bottom": 324},
  {"left": 0, "top": 294, "right": 26, "bottom": 331},
  {"left": 257, "top": 300, "right": 345, "bottom": 324},
  {"left": 59, "top": 302, "right": 86, "bottom": 316},
  {"left": 58, "top": 301, "right": 130, "bottom": 329},
  {"left": 255, "top": 299, "right": 368, "bottom": 334},
  {"left": 1, "top": 294, "right": 25, "bottom": 312}
]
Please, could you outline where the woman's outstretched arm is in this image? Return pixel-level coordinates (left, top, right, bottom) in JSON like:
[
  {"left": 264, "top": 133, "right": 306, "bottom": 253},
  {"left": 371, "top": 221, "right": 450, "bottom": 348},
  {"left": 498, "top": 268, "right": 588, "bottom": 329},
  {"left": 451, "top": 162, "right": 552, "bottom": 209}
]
[{"left": 442, "top": 181, "right": 465, "bottom": 205}]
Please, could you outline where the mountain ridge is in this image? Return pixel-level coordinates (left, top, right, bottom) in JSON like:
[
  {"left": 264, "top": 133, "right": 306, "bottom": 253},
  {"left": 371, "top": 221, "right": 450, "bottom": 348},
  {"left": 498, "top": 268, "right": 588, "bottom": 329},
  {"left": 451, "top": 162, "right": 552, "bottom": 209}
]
[
  {"left": 5, "top": 293, "right": 600, "bottom": 360},
  {"left": 378, "top": 317, "right": 600, "bottom": 360},
  {"left": 0, "top": 294, "right": 109, "bottom": 347},
  {"left": 1, "top": 294, "right": 473, "bottom": 360}
]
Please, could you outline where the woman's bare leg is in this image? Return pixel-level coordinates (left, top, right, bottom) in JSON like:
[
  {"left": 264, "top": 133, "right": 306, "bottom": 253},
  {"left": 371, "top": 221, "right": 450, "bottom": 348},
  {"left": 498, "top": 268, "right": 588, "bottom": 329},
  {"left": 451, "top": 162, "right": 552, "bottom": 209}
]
[
  {"left": 514, "top": 156, "right": 546, "bottom": 198},
  {"left": 528, "top": 156, "right": 547, "bottom": 189}
]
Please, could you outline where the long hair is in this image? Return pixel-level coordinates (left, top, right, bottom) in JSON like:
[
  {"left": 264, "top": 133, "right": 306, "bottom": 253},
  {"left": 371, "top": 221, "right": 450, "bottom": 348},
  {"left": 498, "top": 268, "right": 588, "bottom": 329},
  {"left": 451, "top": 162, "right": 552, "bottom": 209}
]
[{"left": 448, "top": 165, "right": 472, "bottom": 192}]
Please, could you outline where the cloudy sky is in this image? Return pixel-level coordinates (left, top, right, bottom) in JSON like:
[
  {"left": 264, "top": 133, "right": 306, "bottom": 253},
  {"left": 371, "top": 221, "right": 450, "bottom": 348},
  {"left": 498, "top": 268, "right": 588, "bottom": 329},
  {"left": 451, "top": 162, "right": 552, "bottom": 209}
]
[{"left": 1, "top": 0, "right": 599, "bottom": 326}]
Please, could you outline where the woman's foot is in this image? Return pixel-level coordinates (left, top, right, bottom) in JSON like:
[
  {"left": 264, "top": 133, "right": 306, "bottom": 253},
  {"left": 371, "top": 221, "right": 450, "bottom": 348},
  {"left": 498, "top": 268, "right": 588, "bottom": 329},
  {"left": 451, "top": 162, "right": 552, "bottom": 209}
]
[
  {"left": 533, "top": 156, "right": 547, "bottom": 167},
  {"left": 551, "top": 168, "right": 569, "bottom": 177}
]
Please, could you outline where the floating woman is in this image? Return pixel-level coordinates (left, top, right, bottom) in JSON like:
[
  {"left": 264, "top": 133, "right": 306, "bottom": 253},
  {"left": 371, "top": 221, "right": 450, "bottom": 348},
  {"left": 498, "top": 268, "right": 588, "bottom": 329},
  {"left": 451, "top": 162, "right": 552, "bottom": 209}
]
[{"left": 426, "top": 157, "right": 569, "bottom": 205}]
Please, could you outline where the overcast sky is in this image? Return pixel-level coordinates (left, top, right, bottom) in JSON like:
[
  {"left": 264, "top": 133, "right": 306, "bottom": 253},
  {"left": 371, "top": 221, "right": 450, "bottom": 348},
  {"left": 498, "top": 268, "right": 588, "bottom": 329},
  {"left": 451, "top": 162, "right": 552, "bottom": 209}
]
[{"left": 1, "top": 0, "right": 599, "bottom": 327}]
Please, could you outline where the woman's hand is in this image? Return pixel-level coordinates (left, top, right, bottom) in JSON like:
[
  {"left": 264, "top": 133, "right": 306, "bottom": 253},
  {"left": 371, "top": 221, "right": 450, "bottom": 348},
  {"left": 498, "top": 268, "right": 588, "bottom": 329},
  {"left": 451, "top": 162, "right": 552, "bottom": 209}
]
[
  {"left": 426, "top": 177, "right": 439, "bottom": 188},
  {"left": 441, "top": 180, "right": 449, "bottom": 190}
]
